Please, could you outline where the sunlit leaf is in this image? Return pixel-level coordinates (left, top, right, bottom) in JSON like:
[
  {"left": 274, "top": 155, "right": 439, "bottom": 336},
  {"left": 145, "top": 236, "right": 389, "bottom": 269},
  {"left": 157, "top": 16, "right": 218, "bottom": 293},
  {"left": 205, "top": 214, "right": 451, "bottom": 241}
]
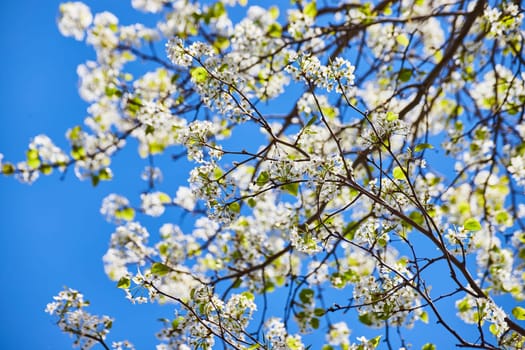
[
  {"left": 463, "top": 218, "right": 482, "bottom": 231},
  {"left": 304, "top": 1, "right": 317, "bottom": 18},
  {"left": 151, "top": 262, "right": 171, "bottom": 276},
  {"left": 396, "top": 33, "right": 409, "bottom": 47},
  {"left": 512, "top": 306, "right": 525, "bottom": 320},
  {"left": 117, "top": 276, "right": 130, "bottom": 289},
  {"left": 393, "top": 166, "right": 407, "bottom": 181}
]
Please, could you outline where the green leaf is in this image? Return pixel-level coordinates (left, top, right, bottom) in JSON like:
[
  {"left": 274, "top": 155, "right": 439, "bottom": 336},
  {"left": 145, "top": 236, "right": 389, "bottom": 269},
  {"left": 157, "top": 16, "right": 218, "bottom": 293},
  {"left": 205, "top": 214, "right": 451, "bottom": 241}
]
[
  {"left": 151, "top": 262, "right": 171, "bottom": 276},
  {"left": 190, "top": 67, "right": 209, "bottom": 84},
  {"left": 105, "top": 86, "right": 121, "bottom": 97},
  {"left": 26, "top": 149, "right": 41, "bottom": 169},
  {"left": 495, "top": 210, "right": 510, "bottom": 225},
  {"left": 370, "top": 335, "right": 381, "bottom": 348},
  {"left": 115, "top": 207, "right": 135, "bottom": 221},
  {"left": 98, "top": 168, "right": 112, "bottom": 181},
  {"left": 359, "top": 313, "right": 373, "bottom": 326},
  {"left": 305, "top": 115, "right": 317, "bottom": 127},
  {"left": 512, "top": 306, "right": 525, "bottom": 320},
  {"left": 343, "top": 221, "right": 357, "bottom": 240},
  {"left": 148, "top": 142, "right": 165, "bottom": 154},
  {"left": 71, "top": 146, "right": 86, "bottom": 160},
  {"left": 171, "top": 316, "right": 184, "bottom": 329},
  {"left": 206, "top": 1, "right": 225, "bottom": 23},
  {"left": 282, "top": 182, "right": 299, "bottom": 196},
  {"left": 213, "top": 36, "right": 229, "bottom": 50},
  {"left": 228, "top": 201, "right": 241, "bottom": 213},
  {"left": 256, "top": 171, "right": 269, "bottom": 186},
  {"left": 1, "top": 162, "right": 15, "bottom": 175},
  {"left": 304, "top": 1, "right": 317, "bottom": 18},
  {"left": 91, "top": 174, "right": 100, "bottom": 187},
  {"left": 414, "top": 143, "right": 434, "bottom": 152},
  {"left": 457, "top": 298, "right": 470, "bottom": 312},
  {"left": 396, "top": 34, "right": 409, "bottom": 47},
  {"left": 117, "top": 276, "right": 130, "bottom": 289},
  {"left": 398, "top": 68, "right": 412, "bottom": 82},
  {"left": 40, "top": 164, "right": 52, "bottom": 175},
  {"left": 247, "top": 198, "right": 256, "bottom": 207},
  {"left": 69, "top": 125, "right": 82, "bottom": 141},
  {"left": 267, "top": 23, "right": 282, "bottom": 38},
  {"left": 242, "top": 291, "right": 255, "bottom": 301},
  {"left": 310, "top": 317, "right": 320, "bottom": 329},
  {"left": 158, "top": 192, "right": 171, "bottom": 203},
  {"left": 392, "top": 166, "right": 407, "bottom": 181},
  {"left": 232, "top": 278, "right": 242, "bottom": 288},
  {"left": 420, "top": 311, "right": 429, "bottom": 324},
  {"left": 299, "top": 288, "right": 314, "bottom": 304},
  {"left": 269, "top": 6, "right": 279, "bottom": 19},
  {"left": 385, "top": 111, "right": 398, "bottom": 121},
  {"left": 314, "top": 308, "right": 325, "bottom": 316},
  {"left": 421, "top": 343, "right": 436, "bottom": 350},
  {"left": 463, "top": 218, "right": 482, "bottom": 231}
]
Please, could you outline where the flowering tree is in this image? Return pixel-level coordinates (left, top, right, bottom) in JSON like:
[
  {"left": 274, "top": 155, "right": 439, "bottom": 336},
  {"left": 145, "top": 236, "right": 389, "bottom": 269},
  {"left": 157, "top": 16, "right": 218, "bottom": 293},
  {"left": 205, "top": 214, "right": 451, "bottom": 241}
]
[{"left": 3, "top": 0, "right": 525, "bottom": 349}]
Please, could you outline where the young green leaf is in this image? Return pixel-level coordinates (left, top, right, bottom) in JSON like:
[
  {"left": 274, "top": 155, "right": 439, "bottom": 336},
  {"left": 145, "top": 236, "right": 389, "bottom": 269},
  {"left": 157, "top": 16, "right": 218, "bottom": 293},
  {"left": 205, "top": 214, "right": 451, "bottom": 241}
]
[
  {"left": 256, "top": 171, "right": 269, "bottom": 186},
  {"left": 421, "top": 343, "right": 436, "bottom": 350},
  {"left": 396, "top": 33, "right": 409, "bottom": 47},
  {"left": 304, "top": 2, "right": 317, "bottom": 18},
  {"left": 393, "top": 166, "right": 407, "bottom": 181},
  {"left": 117, "top": 276, "right": 130, "bottom": 289},
  {"left": 512, "top": 306, "right": 525, "bottom": 320},
  {"left": 463, "top": 218, "right": 482, "bottom": 231},
  {"left": 190, "top": 67, "right": 209, "bottom": 84},
  {"left": 115, "top": 207, "right": 135, "bottom": 221},
  {"left": 414, "top": 143, "right": 434, "bottom": 152},
  {"left": 151, "top": 262, "right": 171, "bottom": 276}
]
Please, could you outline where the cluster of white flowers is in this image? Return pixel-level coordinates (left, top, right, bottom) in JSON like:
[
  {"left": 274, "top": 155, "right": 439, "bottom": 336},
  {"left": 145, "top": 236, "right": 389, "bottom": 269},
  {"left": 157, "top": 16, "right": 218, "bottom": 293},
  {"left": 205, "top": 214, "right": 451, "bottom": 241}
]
[
  {"left": 173, "top": 186, "right": 197, "bottom": 211},
  {"left": 167, "top": 38, "right": 203, "bottom": 68},
  {"left": 28, "top": 134, "right": 69, "bottom": 170},
  {"left": 471, "top": 64, "right": 524, "bottom": 113},
  {"left": 157, "top": 0, "right": 201, "bottom": 37},
  {"left": 111, "top": 341, "right": 135, "bottom": 350},
  {"left": 287, "top": 53, "right": 355, "bottom": 93},
  {"left": 508, "top": 154, "right": 525, "bottom": 186},
  {"left": 483, "top": 3, "right": 524, "bottom": 37},
  {"left": 131, "top": 0, "right": 165, "bottom": 13},
  {"left": 287, "top": 8, "right": 322, "bottom": 51},
  {"left": 456, "top": 296, "right": 509, "bottom": 337},
  {"left": 326, "top": 321, "right": 351, "bottom": 347},
  {"left": 290, "top": 225, "right": 322, "bottom": 254},
  {"left": 66, "top": 128, "right": 122, "bottom": 182},
  {"left": 57, "top": 2, "right": 93, "bottom": 40},
  {"left": 77, "top": 61, "right": 118, "bottom": 102},
  {"left": 103, "top": 222, "right": 155, "bottom": 280},
  {"left": 353, "top": 272, "right": 424, "bottom": 328},
  {"left": 100, "top": 194, "right": 131, "bottom": 222},
  {"left": 141, "top": 191, "right": 171, "bottom": 216},
  {"left": 180, "top": 120, "right": 222, "bottom": 162},
  {"left": 133, "top": 68, "right": 176, "bottom": 103},
  {"left": 16, "top": 0, "right": 525, "bottom": 348},
  {"left": 473, "top": 230, "right": 524, "bottom": 298},
  {"left": 366, "top": 23, "right": 403, "bottom": 62},
  {"left": 265, "top": 317, "right": 305, "bottom": 350},
  {"left": 87, "top": 11, "right": 120, "bottom": 51},
  {"left": 45, "top": 287, "right": 114, "bottom": 350},
  {"left": 141, "top": 166, "right": 163, "bottom": 184}
]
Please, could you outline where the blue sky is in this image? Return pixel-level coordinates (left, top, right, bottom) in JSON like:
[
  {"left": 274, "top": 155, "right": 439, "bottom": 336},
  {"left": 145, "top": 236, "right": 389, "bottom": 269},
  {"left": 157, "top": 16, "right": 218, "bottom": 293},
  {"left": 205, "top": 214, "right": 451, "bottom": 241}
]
[
  {"left": 0, "top": 1, "right": 521, "bottom": 349},
  {"left": 0, "top": 1, "right": 165, "bottom": 349}
]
